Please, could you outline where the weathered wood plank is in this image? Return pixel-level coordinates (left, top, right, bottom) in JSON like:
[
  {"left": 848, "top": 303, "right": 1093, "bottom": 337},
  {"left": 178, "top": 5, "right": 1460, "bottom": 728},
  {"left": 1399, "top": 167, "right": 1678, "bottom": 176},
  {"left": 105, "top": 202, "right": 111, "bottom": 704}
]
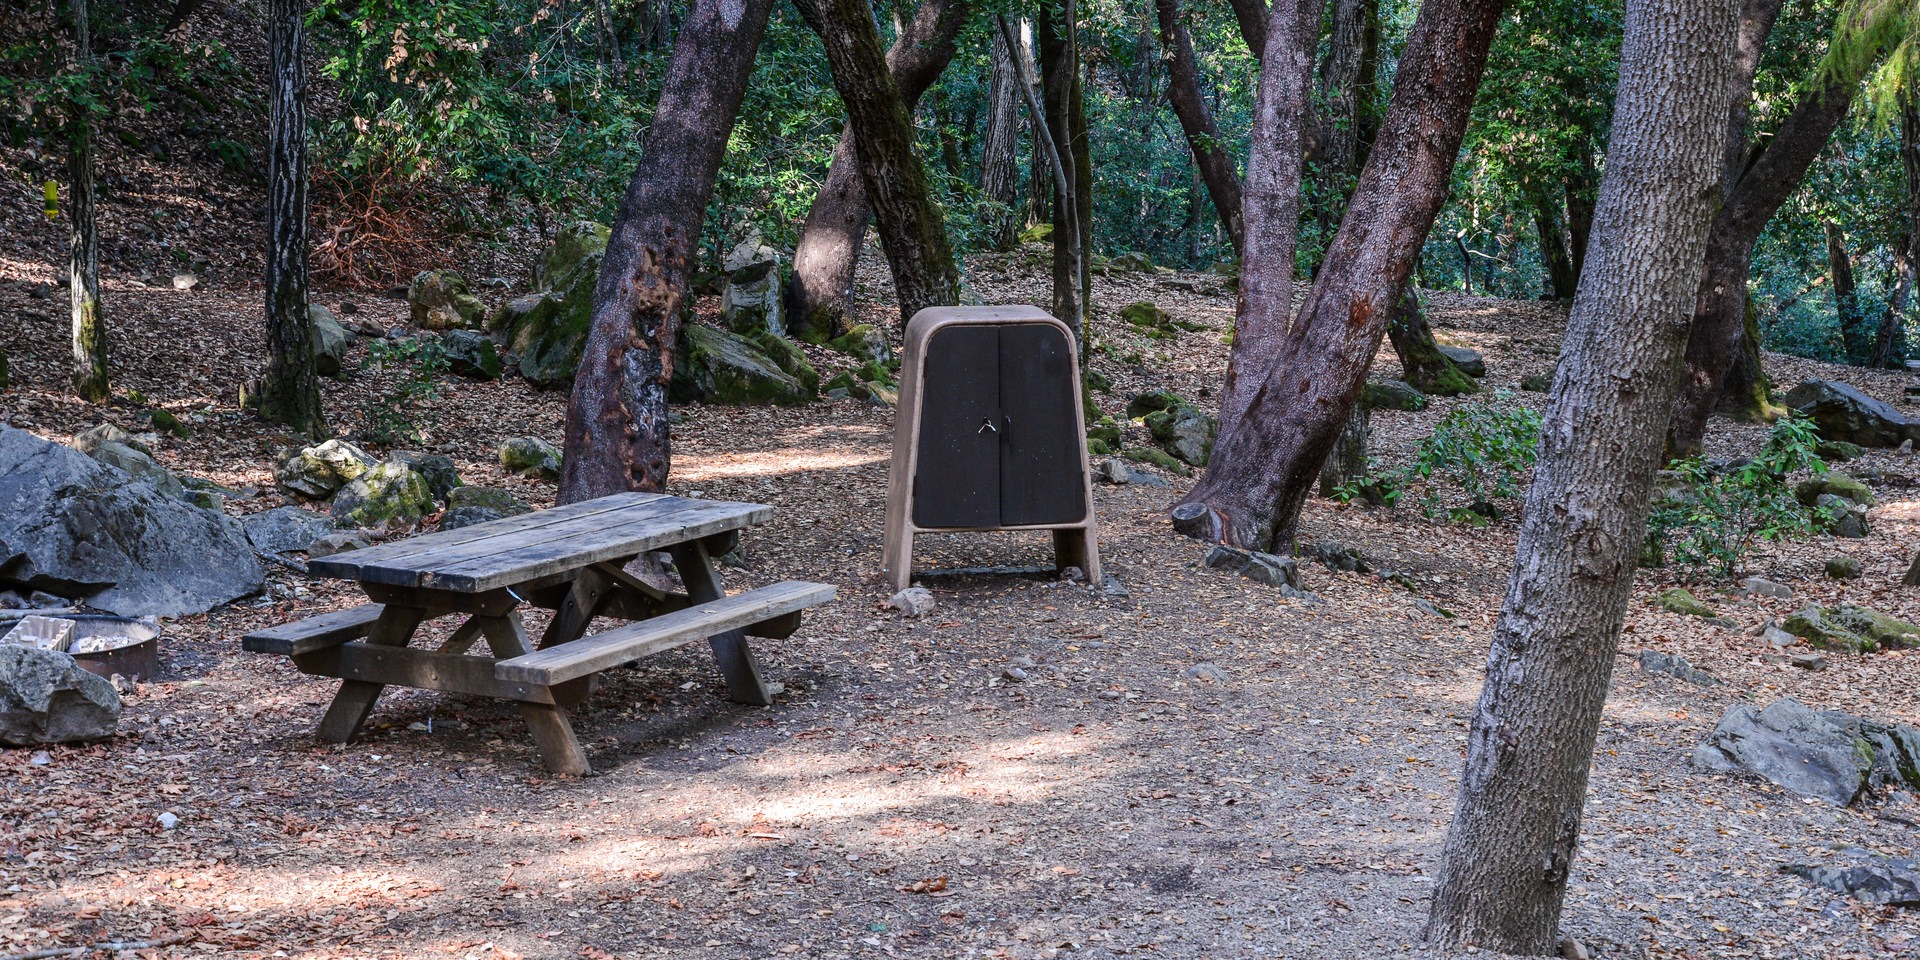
[
  {"left": 242, "top": 603, "right": 383, "bottom": 655},
  {"left": 293, "top": 642, "right": 557, "bottom": 704},
  {"left": 308, "top": 492, "right": 665, "bottom": 580},
  {"left": 420, "top": 501, "right": 773, "bottom": 593},
  {"left": 356, "top": 498, "right": 694, "bottom": 587},
  {"left": 494, "top": 581, "right": 835, "bottom": 686}
]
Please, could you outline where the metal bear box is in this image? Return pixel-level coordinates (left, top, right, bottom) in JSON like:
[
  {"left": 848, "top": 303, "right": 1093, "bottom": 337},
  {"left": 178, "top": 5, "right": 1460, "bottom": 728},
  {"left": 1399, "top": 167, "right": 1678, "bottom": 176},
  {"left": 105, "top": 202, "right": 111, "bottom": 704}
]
[{"left": 882, "top": 306, "right": 1101, "bottom": 590}]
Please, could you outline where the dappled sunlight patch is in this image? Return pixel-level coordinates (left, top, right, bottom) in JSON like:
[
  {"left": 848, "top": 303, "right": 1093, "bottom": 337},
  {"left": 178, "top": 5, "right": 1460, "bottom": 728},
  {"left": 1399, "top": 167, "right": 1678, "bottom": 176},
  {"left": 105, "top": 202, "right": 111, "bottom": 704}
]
[{"left": 674, "top": 446, "right": 887, "bottom": 482}]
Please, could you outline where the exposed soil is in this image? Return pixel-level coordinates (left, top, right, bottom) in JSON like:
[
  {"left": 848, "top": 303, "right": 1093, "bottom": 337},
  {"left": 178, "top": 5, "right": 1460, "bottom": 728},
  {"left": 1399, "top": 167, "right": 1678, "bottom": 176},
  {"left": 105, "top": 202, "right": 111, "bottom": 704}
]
[{"left": 3, "top": 238, "right": 1919, "bottom": 960}]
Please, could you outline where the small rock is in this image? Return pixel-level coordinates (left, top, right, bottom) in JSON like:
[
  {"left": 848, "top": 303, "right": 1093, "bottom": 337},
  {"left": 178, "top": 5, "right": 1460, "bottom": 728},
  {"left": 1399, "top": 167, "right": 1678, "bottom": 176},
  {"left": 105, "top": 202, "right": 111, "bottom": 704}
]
[
  {"left": 1655, "top": 586, "right": 1716, "bottom": 618},
  {"left": 1361, "top": 379, "right": 1428, "bottom": 412},
  {"left": 407, "top": 269, "right": 485, "bottom": 330},
  {"left": 887, "top": 587, "right": 935, "bottom": 619},
  {"left": 1762, "top": 625, "right": 1799, "bottom": 649},
  {"left": 1791, "top": 652, "right": 1828, "bottom": 671},
  {"left": 1412, "top": 598, "right": 1450, "bottom": 618},
  {"left": 310, "top": 304, "right": 354, "bottom": 378},
  {"left": 1002, "top": 665, "right": 1029, "bottom": 682},
  {"left": 1182, "top": 662, "right": 1229, "bottom": 683},
  {"left": 1559, "top": 939, "right": 1592, "bottom": 960},
  {"left": 28, "top": 750, "right": 50, "bottom": 766},
  {"left": 1783, "top": 850, "right": 1920, "bottom": 907},
  {"left": 1637, "top": 649, "right": 1718, "bottom": 685},
  {"left": 1100, "top": 576, "right": 1130, "bottom": 599},
  {"left": 440, "top": 329, "right": 502, "bottom": 380},
  {"left": 1740, "top": 576, "right": 1793, "bottom": 599},
  {"left": 309, "top": 531, "right": 371, "bottom": 559},
  {"left": 1204, "top": 545, "right": 1300, "bottom": 590},
  {"left": 275, "top": 438, "right": 377, "bottom": 499},
  {"left": 499, "top": 437, "right": 563, "bottom": 480},
  {"left": 390, "top": 451, "right": 462, "bottom": 502},
  {"left": 158, "top": 811, "right": 179, "bottom": 831},
  {"left": 1058, "top": 566, "right": 1085, "bottom": 584},
  {"left": 0, "top": 645, "right": 121, "bottom": 746},
  {"left": 171, "top": 272, "right": 198, "bottom": 291},
  {"left": 1438, "top": 345, "right": 1486, "bottom": 377},
  {"left": 1096, "top": 459, "right": 1131, "bottom": 484},
  {"left": 1825, "top": 556, "right": 1864, "bottom": 580}
]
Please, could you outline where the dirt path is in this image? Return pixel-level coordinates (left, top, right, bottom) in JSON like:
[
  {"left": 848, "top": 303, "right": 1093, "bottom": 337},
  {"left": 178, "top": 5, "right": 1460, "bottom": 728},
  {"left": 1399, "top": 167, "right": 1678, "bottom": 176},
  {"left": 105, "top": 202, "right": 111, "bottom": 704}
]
[{"left": 2, "top": 259, "right": 1918, "bottom": 959}]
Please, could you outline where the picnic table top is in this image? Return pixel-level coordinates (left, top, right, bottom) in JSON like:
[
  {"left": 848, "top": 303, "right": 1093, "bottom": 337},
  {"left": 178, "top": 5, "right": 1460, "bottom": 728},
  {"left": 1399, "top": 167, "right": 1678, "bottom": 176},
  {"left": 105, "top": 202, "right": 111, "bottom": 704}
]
[{"left": 307, "top": 492, "right": 772, "bottom": 593}]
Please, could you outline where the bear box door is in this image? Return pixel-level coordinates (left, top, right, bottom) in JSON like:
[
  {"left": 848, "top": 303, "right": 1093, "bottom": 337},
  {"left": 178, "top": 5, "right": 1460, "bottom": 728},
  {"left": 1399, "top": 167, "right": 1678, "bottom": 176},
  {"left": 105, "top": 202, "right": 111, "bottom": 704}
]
[
  {"left": 912, "top": 325, "right": 1002, "bottom": 528},
  {"left": 998, "top": 323, "right": 1085, "bottom": 526}
]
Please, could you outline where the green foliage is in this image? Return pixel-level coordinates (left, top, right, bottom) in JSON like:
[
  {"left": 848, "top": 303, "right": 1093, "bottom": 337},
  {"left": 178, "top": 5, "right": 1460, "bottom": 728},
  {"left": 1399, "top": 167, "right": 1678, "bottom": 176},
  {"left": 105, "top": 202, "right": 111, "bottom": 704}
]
[
  {"left": 1647, "top": 415, "right": 1834, "bottom": 579},
  {"left": 357, "top": 337, "right": 448, "bottom": 446},
  {"left": 1335, "top": 394, "right": 1542, "bottom": 522}
]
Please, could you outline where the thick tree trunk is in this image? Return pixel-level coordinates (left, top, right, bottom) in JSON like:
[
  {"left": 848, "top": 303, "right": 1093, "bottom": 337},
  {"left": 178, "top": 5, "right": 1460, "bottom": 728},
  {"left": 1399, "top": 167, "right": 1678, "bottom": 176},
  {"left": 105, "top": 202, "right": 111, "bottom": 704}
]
[
  {"left": 1425, "top": 0, "right": 1736, "bottom": 946},
  {"left": 1316, "top": 403, "right": 1370, "bottom": 497},
  {"left": 1666, "top": 6, "right": 1878, "bottom": 453},
  {"left": 1037, "top": 3, "right": 1086, "bottom": 333},
  {"left": 559, "top": 0, "right": 775, "bottom": 501},
  {"left": 1717, "top": 295, "right": 1776, "bottom": 420},
  {"left": 787, "top": 0, "right": 969, "bottom": 336},
  {"left": 980, "top": 26, "right": 1023, "bottom": 250},
  {"left": 1214, "top": 0, "right": 1324, "bottom": 441},
  {"left": 1310, "top": 0, "right": 1374, "bottom": 237},
  {"left": 1387, "top": 287, "right": 1477, "bottom": 395},
  {"left": 1153, "top": 0, "right": 1245, "bottom": 256},
  {"left": 1825, "top": 221, "right": 1868, "bottom": 362},
  {"left": 1174, "top": 0, "right": 1506, "bottom": 550},
  {"left": 1531, "top": 188, "right": 1578, "bottom": 299},
  {"left": 1229, "top": 0, "right": 1267, "bottom": 59},
  {"left": 261, "top": 0, "right": 324, "bottom": 434},
  {"left": 1872, "top": 95, "right": 1920, "bottom": 368},
  {"left": 68, "top": 0, "right": 106, "bottom": 404}
]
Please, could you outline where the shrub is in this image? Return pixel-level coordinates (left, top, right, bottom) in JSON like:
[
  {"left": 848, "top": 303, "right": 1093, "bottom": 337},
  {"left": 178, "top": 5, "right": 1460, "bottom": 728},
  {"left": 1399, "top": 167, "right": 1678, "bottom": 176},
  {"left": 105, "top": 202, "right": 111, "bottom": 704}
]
[
  {"left": 1646, "top": 415, "right": 1833, "bottom": 579},
  {"left": 1335, "top": 394, "right": 1542, "bottom": 522},
  {"left": 357, "top": 338, "right": 448, "bottom": 446}
]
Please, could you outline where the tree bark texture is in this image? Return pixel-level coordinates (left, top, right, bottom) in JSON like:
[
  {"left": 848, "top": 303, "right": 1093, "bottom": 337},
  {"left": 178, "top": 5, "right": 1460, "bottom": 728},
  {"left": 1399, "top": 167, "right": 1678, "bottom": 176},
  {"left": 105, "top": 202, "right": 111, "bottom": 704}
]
[
  {"left": 1666, "top": 9, "right": 1879, "bottom": 453},
  {"left": 1872, "top": 95, "right": 1920, "bottom": 368},
  {"left": 1229, "top": 0, "right": 1267, "bottom": 59},
  {"left": 559, "top": 0, "right": 775, "bottom": 502},
  {"left": 1176, "top": 0, "right": 1506, "bottom": 551},
  {"left": 1310, "top": 0, "right": 1376, "bottom": 239},
  {"left": 1153, "top": 0, "right": 1245, "bottom": 256},
  {"left": 261, "top": 0, "right": 325, "bottom": 434},
  {"left": 1826, "top": 221, "right": 1868, "bottom": 362},
  {"left": 1037, "top": 3, "right": 1087, "bottom": 334},
  {"left": 594, "top": 0, "right": 627, "bottom": 69},
  {"left": 1424, "top": 0, "right": 1737, "bottom": 947},
  {"left": 1531, "top": 188, "right": 1578, "bottom": 299},
  {"left": 1316, "top": 403, "right": 1370, "bottom": 497},
  {"left": 68, "top": 0, "right": 107, "bottom": 404},
  {"left": 1214, "top": 0, "right": 1324, "bottom": 442},
  {"left": 1387, "top": 287, "right": 1477, "bottom": 395},
  {"left": 980, "top": 25, "right": 1024, "bottom": 250},
  {"left": 788, "top": 0, "right": 969, "bottom": 336}
]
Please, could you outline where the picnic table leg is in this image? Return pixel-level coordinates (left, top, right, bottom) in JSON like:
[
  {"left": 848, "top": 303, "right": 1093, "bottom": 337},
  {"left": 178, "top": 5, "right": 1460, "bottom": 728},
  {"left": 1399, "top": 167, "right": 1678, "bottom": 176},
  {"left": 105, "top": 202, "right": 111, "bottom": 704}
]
[
  {"left": 669, "top": 540, "right": 774, "bottom": 707},
  {"left": 316, "top": 605, "right": 427, "bottom": 743},
  {"left": 539, "top": 565, "right": 613, "bottom": 649},
  {"left": 475, "top": 611, "right": 591, "bottom": 776}
]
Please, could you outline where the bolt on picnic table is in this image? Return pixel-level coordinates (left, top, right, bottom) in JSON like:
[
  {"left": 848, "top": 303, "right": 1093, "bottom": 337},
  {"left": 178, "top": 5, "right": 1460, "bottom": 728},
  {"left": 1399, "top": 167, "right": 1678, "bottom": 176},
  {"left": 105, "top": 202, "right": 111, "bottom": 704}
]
[{"left": 242, "top": 492, "right": 835, "bottom": 774}]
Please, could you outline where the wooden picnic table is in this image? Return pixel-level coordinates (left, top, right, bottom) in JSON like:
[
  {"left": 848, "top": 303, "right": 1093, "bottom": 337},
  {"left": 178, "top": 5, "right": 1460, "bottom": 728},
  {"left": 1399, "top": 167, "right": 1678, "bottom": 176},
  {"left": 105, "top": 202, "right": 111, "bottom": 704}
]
[{"left": 242, "top": 492, "right": 834, "bottom": 774}]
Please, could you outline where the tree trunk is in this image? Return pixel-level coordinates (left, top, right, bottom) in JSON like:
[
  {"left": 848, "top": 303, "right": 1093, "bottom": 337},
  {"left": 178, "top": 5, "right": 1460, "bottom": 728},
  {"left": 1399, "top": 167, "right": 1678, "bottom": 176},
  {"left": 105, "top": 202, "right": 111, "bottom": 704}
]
[
  {"left": 981, "top": 26, "right": 1023, "bottom": 250},
  {"left": 1872, "top": 94, "right": 1920, "bottom": 369},
  {"left": 1716, "top": 294, "right": 1775, "bottom": 420},
  {"left": 787, "top": 0, "right": 969, "bottom": 336},
  {"left": 559, "top": 0, "right": 775, "bottom": 502},
  {"left": 1214, "top": 0, "right": 1325, "bottom": 441},
  {"left": 1564, "top": 153, "right": 1595, "bottom": 280},
  {"left": 1316, "top": 403, "right": 1370, "bottom": 497},
  {"left": 1229, "top": 0, "right": 1268, "bottom": 59},
  {"left": 1311, "top": 0, "right": 1374, "bottom": 237},
  {"left": 1037, "top": 2, "right": 1086, "bottom": 334},
  {"left": 1153, "top": 0, "right": 1245, "bottom": 257},
  {"left": 1175, "top": 0, "right": 1506, "bottom": 550},
  {"left": 1425, "top": 0, "right": 1737, "bottom": 946},
  {"left": 594, "top": 0, "right": 627, "bottom": 70},
  {"left": 1666, "top": 1, "right": 1881, "bottom": 453},
  {"left": 261, "top": 0, "right": 324, "bottom": 434},
  {"left": 1387, "top": 287, "right": 1477, "bottom": 395},
  {"left": 1531, "top": 188, "right": 1578, "bottom": 299},
  {"left": 68, "top": 0, "right": 106, "bottom": 404},
  {"left": 1825, "top": 221, "right": 1868, "bottom": 362}
]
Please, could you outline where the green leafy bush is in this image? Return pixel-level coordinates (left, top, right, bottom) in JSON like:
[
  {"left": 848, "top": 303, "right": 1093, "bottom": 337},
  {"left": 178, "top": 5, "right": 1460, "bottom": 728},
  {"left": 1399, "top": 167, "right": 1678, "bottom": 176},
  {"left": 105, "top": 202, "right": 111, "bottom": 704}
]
[
  {"left": 1335, "top": 394, "right": 1542, "bottom": 522},
  {"left": 358, "top": 338, "right": 448, "bottom": 446},
  {"left": 1647, "top": 415, "right": 1833, "bottom": 579}
]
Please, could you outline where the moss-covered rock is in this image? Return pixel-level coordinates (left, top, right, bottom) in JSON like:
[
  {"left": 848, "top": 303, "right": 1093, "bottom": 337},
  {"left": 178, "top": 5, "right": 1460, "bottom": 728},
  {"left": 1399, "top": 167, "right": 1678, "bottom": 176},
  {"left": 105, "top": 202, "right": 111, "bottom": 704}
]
[
  {"left": 1784, "top": 605, "right": 1920, "bottom": 653},
  {"left": 440, "top": 329, "right": 502, "bottom": 381},
  {"left": 1018, "top": 222, "right": 1053, "bottom": 244},
  {"left": 1119, "top": 302, "right": 1177, "bottom": 340},
  {"left": 1143, "top": 403, "right": 1217, "bottom": 468},
  {"left": 1816, "top": 440, "right": 1864, "bottom": 462},
  {"left": 407, "top": 270, "right": 485, "bottom": 330},
  {"left": 1086, "top": 416, "right": 1122, "bottom": 455},
  {"left": 1126, "top": 389, "right": 1186, "bottom": 420},
  {"left": 1122, "top": 445, "right": 1189, "bottom": 476},
  {"left": 274, "top": 439, "right": 376, "bottom": 499},
  {"left": 148, "top": 408, "right": 192, "bottom": 439},
  {"left": 1656, "top": 587, "right": 1716, "bottom": 618},
  {"left": 673, "top": 325, "right": 813, "bottom": 406},
  {"left": 494, "top": 224, "right": 610, "bottom": 390},
  {"left": 332, "top": 461, "right": 436, "bottom": 529},
  {"left": 750, "top": 332, "right": 819, "bottom": 395},
  {"left": 1795, "top": 474, "right": 1876, "bottom": 508},
  {"left": 1363, "top": 380, "right": 1428, "bottom": 411},
  {"left": 442, "top": 485, "right": 532, "bottom": 530},
  {"left": 533, "top": 221, "right": 609, "bottom": 291},
  {"left": 1110, "top": 252, "right": 1156, "bottom": 273},
  {"left": 1825, "top": 556, "right": 1864, "bottom": 580},
  {"left": 827, "top": 324, "right": 893, "bottom": 367},
  {"left": 391, "top": 451, "right": 462, "bottom": 502},
  {"left": 499, "top": 437, "right": 563, "bottom": 480}
]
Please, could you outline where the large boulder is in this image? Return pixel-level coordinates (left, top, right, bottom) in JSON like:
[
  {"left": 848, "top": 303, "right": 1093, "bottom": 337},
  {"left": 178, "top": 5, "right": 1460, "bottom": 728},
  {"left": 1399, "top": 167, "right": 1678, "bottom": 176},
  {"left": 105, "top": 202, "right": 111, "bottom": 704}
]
[
  {"left": 75, "top": 430, "right": 184, "bottom": 501},
  {"left": 721, "top": 239, "right": 784, "bottom": 337},
  {"left": 274, "top": 439, "right": 377, "bottom": 500},
  {"left": 1691, "top": 698, "right": 1871, "bottom": 805},
  {"left": 310, "top": 303, "right": 354, "bottom": 378},
  {"left": 1820, "top": 712, "right": 1920, "bottom": 795},
  {"left": 440, "top": 329, "right": 501, "bottom": 381},
  {"left": 442, "top": 486, "right": 531, "bottom": 530},
  {"left": 672, "top": 324, "right": 813, "bottom": 406},
  {"left": 1783, "top": 380, "right": 1920, "bottom": 448},
  {"left": 0, "top": 645, "right": 120, "bottom": 746},
  {"left": 331, "top": 461, "right": 436, "bottom": 529},
  {"left": 751, "top": 331, "right": 820, "bottom": 395},
  {"left": 0, "top": 425, "right": 263, "bottom": 615},
  {"left": 499, "top": 437, "right": 563, "bottom": 479},
  {"left": 1796, "top": 473, "right": 1876, "bottom": 508},
  {"left": 1143, "top": 403, "right": 1217, "bottom": 468},
  {"left": 242, "top": 506, "right": 335, "bottom": 556},
  {"left": 499, "top": 223, "right": 609, "bottom": 390},
  {"left": 391, "top": 451, "right": 462, "bottom": 502},
  {"left": 407, "top": 270, "right": 485, "bottom": 330}
]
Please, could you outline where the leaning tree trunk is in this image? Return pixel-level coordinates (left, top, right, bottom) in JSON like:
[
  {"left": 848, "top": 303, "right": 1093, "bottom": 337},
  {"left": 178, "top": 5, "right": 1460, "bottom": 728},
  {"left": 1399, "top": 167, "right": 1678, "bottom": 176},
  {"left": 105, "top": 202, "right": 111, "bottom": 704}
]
[
  {"left": 1531, "top": 187, "right": 1579, "bottom": 299},
  {"left": 68, "top": 0, "right": 106, "bottom": 404},
  {"left": 559, "top": 0, "right": 775, "bottom": 501},
  {"left": 1387, "top": 287, "right": 1477, "bottom": 395},
  {"left": 1426, "top": 0, "right": 1736, "bottom": 947},
  {"left": 980, "top": 26, "right": 1024, "bottom": 250},
  {"left": 1873, "top": 93, "right": 1920, "bottom": 368},
  {"left": 1153, "top": 0, "right": 1245, "bottom": 256},
  {"left": 1310, "top": 0, "right": 1376, "bottom": 240},
  {"left": 1229, "top": 0, "right": 1267, "bottom": 58},
  {"left": 1214, "top": 0, "right": 1325, "bottom": 441},
  {"left": 1037, "top": 3, "right": 1086, "bottom": 334},
  {"left": 1666, "top": 6, "right": 1883, "bottom": 453},
  {"left": 261, "top": 0, "right": 324, "bottom": 434},
  {"left": 1826, "top": 221, "right": 1868, "bottom": 362},
  {"left": 1173, "top": 0, "right": 1506, "bottom": 551},
  {"left": 787, "top": 0, "right": 969, "bottom": 337}
]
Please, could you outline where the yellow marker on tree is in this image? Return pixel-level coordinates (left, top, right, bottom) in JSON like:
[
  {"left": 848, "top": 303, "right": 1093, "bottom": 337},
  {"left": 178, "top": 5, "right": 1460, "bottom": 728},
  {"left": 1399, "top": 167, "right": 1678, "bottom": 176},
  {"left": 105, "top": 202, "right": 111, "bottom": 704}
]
[{"left": 43, "top": 181, "right": 57, "bottom": 220}]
